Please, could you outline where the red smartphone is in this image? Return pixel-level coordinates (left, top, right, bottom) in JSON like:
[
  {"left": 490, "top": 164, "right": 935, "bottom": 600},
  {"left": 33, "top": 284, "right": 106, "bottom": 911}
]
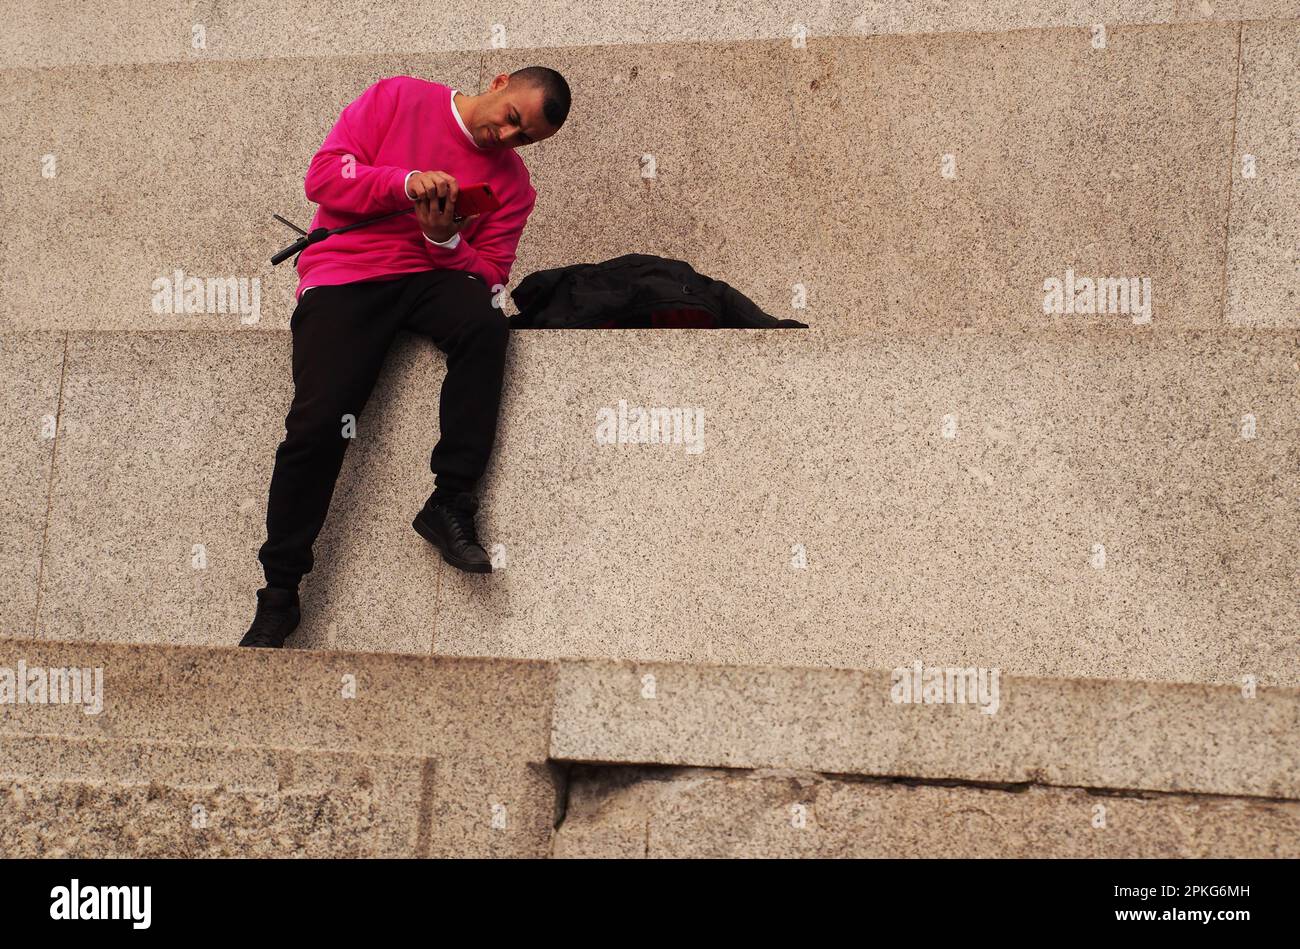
[{"left": 454, "top": 182, "right": 501, "bottom": 220}]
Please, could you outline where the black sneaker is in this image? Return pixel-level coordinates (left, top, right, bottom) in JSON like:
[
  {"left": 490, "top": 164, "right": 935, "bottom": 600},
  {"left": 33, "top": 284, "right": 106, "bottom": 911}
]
[
  {"left": 412, "top": 491, "right": 492, "bottom": 573},
  {"left": 238, "top": 586, "right": 302, "bottom": 648}
]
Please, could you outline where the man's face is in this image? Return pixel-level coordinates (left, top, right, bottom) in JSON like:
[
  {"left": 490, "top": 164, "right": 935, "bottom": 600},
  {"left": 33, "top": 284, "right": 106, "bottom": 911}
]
[{"left": 472, "top": 77, "right": 557, "bottom": 151}]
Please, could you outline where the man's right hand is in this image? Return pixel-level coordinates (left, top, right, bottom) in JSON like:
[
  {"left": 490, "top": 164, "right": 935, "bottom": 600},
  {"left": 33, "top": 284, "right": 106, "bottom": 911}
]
[
  {"left": 405, "top": 170, "right": 458, "bottom": 210},
  {"left": 407, "top": 170, "right": 480, "bottom": 244}
]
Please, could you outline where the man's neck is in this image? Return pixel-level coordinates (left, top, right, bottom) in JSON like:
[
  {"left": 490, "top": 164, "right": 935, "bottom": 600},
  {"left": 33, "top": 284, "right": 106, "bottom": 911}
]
[{"left": 453, "top": 91, "right": 474, "bottom": 128}]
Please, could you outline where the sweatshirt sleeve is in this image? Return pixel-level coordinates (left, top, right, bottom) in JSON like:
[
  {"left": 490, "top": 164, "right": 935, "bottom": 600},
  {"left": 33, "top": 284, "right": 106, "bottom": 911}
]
[
  {"left": 422, "top": 183, "right": 537, "bottom": 289},
  {"left": 304, "top": 78, "right": 413, "bottom": 215}
]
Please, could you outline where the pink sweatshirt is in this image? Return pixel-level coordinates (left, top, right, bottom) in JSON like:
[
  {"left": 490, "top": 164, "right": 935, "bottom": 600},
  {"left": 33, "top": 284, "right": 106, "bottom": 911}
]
[{"left": 294, "top": 76, "right": 537, "bottom": 299}]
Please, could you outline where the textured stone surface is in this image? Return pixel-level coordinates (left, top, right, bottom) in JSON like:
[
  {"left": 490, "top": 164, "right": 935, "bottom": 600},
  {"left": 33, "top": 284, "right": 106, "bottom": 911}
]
[
  {"left": 0, "top": 640, "right": 560, "bottom": 856},
  {"left": 0, "top": 640, "right": 556, "bottom": 760},
  {"left": 1226, "top": 19, "right": 1300, "bottom": 327},
  {"left": 551, "top": 661, "right": 1300, "bottom": 799},
  {"left": 787, "top": 23, "right": 1237, "bottom": 330},
  {"left": 554, "top": 765, "right": 1300, "bottom": 858},
  {"left": 0, "top": 55, "right": 480, "bottom": 331},
  {"left": 0, "top": 735, "right": 427, "bottom": 857},
  {"left": 614, "top": 42, "right": 816, "bottom": 323},
  {"left": 4, "top": 0, "right": 1298, "bottom": 863},
  {"left": 0, "top": 0, "right": 212, "bottom": 68},
  {"left": 6, "top": 1, "right": 1299, "bottom": 68},
  {"left": 7, "top": 23, "right": 1291, "bottom": 333},
  {"left": 26, "top": 328, "right": 1299, "bottom": 681},
  {"left": 0, "top": 333, "right": 63, "bottom": 638},
  {"left": 0, "top": 641, "right": 1293, "bottom": 856},
  {"left": 34, "top": 331, "right": 458, "bottom": 654},
  {"left": 440, "top": 329, "right": 1300, "bottom": 685}
]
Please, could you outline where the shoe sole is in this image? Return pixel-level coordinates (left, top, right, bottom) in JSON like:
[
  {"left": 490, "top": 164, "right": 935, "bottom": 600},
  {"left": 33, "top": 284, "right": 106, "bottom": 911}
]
[
  {"left": 412, "top": 513, "right": 493, "bottom": 573},
  {"left": 238, "top": 612, "right": 301, "bottom": 648}
]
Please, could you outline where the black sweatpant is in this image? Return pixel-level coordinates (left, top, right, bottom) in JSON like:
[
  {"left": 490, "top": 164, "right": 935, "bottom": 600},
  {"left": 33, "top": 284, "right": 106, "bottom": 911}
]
[{"left": 257, "top": 268, "right": 509, "bottom": 590}]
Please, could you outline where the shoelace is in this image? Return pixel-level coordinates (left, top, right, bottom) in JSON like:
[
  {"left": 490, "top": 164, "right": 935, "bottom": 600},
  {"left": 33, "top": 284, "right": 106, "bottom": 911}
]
[{"left": 441, "top": 503, "right": 481, "bottom": 545}]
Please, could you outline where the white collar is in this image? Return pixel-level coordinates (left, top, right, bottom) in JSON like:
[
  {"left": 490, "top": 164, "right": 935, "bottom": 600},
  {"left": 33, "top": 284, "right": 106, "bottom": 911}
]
[{"left": 450, "top": 90, "right": 483, "bottom": 149}]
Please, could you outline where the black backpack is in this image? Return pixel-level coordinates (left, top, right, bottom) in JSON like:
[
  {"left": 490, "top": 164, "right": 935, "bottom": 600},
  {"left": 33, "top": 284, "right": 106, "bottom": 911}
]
[{"left": 508, "top": 254, "right": 809, "bottom": 329}]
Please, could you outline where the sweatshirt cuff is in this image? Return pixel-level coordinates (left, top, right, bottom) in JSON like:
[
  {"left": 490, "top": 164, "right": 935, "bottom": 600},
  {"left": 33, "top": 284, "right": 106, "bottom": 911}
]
[{"left": 425, "top": 232, "right": 461, "bottom": 249}]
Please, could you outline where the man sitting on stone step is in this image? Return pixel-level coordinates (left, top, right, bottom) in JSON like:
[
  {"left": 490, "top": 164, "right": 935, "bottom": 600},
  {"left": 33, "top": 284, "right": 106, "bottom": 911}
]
[{"left": 241, "top": 68, "right": 570, "bottom": 648}]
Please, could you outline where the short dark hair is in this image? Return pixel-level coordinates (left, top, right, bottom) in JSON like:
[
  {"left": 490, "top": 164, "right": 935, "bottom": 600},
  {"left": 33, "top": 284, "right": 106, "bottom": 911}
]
[{"left": 507, "top": 66, "right": 571, "bottom": 131}]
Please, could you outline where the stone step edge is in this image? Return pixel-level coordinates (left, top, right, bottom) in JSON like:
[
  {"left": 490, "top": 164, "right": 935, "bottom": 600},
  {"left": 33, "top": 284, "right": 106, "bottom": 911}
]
[
  {"left": 6, "top": 728, "right": 1293, "bottom": 811},
  {"left": 551, "top": 659, "right": 1300, "bottom": 802},
  {"left": 6, "top": 16, "right": 1300, "bottom": 76},
  {"left": 6, "top": 735, "right": 1295, "bottom": 860},
  {"left": 1, "top": 638, "right": 1294, "bottom": 800}
]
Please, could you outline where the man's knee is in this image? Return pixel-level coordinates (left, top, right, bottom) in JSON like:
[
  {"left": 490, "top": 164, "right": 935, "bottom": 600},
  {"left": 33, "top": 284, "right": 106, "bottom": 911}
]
[
  {"left": 478, "top": 303, "right": 510, "bottom": 343},
  {"left": 458, "top": 289, "right": 510, "bottom": 347},
  {"left": 281, "top": 399, "right": 358, "bottom": 453}
]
